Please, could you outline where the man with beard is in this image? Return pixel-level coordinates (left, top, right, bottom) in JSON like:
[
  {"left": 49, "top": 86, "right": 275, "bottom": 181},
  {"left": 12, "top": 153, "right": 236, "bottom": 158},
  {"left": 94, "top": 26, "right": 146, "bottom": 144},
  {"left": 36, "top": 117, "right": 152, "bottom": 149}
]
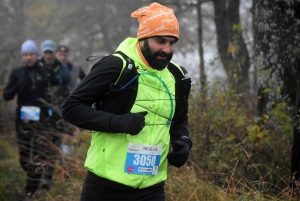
[{"left": 62, "top": 3, "right": 192, "bottom": 201}]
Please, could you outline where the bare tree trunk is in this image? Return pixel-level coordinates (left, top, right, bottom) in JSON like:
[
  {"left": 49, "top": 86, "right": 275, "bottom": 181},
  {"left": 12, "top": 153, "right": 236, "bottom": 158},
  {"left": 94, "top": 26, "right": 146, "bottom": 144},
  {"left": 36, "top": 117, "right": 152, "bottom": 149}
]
[
  {"left": 13, "top": 1, "right": 26, "bottom": 60},
  {"left": 228, "top": 0, "right": 250, "bottom": 89},
  {"left": 197, "top": 1, "right": 207, "bottom": 94},
  {"left": 212, "top": 0, "right": 231, "bottom": 74},
  {"left": 212, "top": 0, "right": 251, "bottom": 92},
  {"left": 252, "top": 0, "right": 258, "bottom": 92},
  {"left": 255, "top": 0, "right": 300, "bottom": 185},
  {"left": 0, "top": 1, "right": 26, "bottom": 85},
  {"left": 255, "top": 0, "right": 299, "bottom": 114}
]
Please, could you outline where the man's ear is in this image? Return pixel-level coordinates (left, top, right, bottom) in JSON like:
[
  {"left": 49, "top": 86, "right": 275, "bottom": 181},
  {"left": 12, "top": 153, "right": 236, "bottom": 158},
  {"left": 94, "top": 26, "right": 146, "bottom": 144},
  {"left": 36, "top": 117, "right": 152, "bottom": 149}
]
[{"left": 138, "top": 39, "right": 145, "bottom": 47}]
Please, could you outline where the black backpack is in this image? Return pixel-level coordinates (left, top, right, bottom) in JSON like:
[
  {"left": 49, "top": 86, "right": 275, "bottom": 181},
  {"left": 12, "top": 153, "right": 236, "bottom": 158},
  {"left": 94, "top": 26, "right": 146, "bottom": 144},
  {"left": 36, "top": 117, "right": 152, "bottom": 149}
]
[{"left": 94, "top": 51, "right": 191, "bottom": 125}]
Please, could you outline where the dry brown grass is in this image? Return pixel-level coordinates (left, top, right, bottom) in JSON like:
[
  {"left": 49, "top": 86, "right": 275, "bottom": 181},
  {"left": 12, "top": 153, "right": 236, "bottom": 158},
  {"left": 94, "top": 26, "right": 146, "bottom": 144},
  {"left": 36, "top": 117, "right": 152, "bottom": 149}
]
[{"left": 1, "top": 87, "right": 300, "bottom": 200}]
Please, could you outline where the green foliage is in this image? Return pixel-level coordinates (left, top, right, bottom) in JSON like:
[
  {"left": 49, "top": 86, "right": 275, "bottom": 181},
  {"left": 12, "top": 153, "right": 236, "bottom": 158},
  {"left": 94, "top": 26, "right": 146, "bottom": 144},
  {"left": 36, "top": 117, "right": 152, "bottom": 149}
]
[
  {"left": 232, "top": 23, "right": 244, "bottom": 33},
  {"left": 188, "top": 81, "right": 295, "bottom": 199},
  {"left": 0, "top": 138, "right": 25, "bottom": 201}
]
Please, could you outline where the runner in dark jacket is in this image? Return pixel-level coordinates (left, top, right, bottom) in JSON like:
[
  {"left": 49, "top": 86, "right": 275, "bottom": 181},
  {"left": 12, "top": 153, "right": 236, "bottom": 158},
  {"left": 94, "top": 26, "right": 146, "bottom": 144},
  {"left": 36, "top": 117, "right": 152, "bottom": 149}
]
[
  {"left": 3, "top": 40, "right": 60, "bottom": 199},
  {"left": 39, "top": 40, "right": 70, "bottom": 106},
  {"left": 39, "top": 40, "right": 75, "bottom": 187},
  {"left": 56, "top": 45, "right": 86, "bottom": 91}
]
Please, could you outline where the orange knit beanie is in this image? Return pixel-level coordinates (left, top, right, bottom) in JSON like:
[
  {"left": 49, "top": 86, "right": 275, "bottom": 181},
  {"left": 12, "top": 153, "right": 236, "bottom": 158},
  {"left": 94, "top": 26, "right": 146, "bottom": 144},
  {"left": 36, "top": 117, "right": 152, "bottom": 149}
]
[{"left": 131, "top": 2, "right": 179, "bottom": 40}]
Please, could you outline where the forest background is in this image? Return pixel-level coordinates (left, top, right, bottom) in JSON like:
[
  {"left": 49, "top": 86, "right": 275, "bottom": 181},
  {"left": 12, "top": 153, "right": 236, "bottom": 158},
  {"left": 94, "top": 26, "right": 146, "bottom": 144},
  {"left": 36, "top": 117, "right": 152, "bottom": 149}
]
[{"left": 0, "top": 0, "right": 299, "bottom": 200}]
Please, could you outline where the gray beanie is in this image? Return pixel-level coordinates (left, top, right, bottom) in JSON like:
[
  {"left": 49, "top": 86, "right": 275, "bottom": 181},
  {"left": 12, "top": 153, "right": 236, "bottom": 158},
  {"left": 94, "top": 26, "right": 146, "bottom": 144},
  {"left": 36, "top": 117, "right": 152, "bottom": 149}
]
[
  {"left": 41, "top": 40, "right": 56, "bottom": 52},
  {"left": 21, "top": 40, "right": 38, "bottom": 55}
]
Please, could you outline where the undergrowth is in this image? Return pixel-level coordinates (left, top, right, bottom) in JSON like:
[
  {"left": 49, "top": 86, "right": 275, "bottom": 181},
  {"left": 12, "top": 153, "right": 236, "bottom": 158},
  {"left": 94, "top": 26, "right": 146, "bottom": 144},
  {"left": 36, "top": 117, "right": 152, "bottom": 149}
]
[{"left": 0, "top": 83, "right": 299, "bottom": 200}]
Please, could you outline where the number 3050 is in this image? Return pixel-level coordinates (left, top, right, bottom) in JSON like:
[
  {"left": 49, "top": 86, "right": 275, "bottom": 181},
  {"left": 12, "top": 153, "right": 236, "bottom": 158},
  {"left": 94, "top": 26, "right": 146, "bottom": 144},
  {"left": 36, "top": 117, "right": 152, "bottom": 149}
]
[{"left": 133, "top": 154, "right": 156, "bottom": 166}]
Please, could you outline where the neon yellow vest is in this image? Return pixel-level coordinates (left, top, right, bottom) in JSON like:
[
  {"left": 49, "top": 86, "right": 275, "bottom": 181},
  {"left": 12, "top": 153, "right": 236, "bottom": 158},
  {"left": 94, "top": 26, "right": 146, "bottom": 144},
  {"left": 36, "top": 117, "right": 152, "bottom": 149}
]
[{"left": 84, "top": 38, "right": 184, "bottom": 188}]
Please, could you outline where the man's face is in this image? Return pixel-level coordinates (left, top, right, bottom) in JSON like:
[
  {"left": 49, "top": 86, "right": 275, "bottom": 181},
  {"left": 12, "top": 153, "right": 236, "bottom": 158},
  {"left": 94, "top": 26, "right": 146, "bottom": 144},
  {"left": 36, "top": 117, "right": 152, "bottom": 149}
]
[
  {"left": 140, "top": 36, "right": 176, "bottom": 70},
  {"left": 42, "top": 50, "right": 55, "bottom": 65},
  {"left": 22, "top": 53, "right": 38, "bottom": 67},
  {"left": 56, "top": 51, "right": 68, "bottom": 64}
]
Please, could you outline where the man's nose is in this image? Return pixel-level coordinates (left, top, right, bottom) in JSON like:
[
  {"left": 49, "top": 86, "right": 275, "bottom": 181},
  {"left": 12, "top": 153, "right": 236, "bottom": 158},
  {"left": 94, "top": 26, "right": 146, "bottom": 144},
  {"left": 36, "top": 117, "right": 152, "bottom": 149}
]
[{"left": 162, "top": 44, "right": 171, "bottom": 54}]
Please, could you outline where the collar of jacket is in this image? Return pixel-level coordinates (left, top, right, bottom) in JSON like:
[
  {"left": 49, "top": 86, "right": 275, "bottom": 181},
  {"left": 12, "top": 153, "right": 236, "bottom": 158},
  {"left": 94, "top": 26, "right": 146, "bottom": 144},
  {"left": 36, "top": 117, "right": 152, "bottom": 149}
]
[{"left": 115, "top": 37, "right": 170, "bottom": 75}]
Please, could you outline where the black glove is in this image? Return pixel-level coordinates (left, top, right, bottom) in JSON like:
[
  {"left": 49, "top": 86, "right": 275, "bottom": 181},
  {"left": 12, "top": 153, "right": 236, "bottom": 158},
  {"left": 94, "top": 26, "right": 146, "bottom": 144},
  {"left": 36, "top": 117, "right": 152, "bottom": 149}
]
[
  {"left": 109, "top": 111, "right": 148, "bottom": 135},
  {"left": 167, "top": 137, "right": 192, "bottom": 168}
]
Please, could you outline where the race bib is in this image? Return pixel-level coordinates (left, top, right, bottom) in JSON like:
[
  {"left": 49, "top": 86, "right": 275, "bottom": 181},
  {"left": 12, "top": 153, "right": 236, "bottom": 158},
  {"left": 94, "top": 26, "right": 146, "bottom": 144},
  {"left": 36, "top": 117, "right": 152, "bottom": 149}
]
[
  {"left": 20, "top": 106, "right": 41, "bottom": 121},
  {"left": 124, "top": 143, "right": 162, "bottom": 175}
]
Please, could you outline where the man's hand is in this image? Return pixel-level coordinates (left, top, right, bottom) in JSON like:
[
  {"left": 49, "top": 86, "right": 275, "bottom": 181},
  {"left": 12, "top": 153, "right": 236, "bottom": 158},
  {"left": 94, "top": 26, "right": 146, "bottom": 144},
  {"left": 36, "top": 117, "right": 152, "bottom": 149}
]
[
  {"left": 167, "top": 137, "right": 191, "bottom": 168},
  {"left": 110, "top": 111, "right": 148, "bottom": 135}
]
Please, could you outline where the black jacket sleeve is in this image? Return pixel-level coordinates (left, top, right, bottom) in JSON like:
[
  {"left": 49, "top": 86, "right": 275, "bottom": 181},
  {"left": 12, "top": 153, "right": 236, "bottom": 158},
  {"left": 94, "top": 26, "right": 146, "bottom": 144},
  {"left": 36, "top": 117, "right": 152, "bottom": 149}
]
[
  {"left": 44, "top": 65, "right": 60, "bottom": 86},
  {"left": 62, "top": 55, "right": 123, "bottom": 132},
  {"left": 3, "top": 68, "right": 19, "bottom": 101},
  {"left": 169, "top": 113, "right": 192, "bottom": 149},
  {"left": 79, "top": 67, "right": 86, "bottom": 80},
  {"left": 170, "top": 115, "right": 189, "bottom": 139},
  {"left": 169, "top": 66, "right": 192, "bottom": 149}
]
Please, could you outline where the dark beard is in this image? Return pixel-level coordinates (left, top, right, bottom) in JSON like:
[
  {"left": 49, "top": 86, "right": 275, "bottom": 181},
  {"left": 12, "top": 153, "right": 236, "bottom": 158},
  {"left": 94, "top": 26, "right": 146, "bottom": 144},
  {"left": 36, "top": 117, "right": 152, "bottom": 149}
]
[{"left": 140, "top": 39, "right": 173, "bottom": 70}]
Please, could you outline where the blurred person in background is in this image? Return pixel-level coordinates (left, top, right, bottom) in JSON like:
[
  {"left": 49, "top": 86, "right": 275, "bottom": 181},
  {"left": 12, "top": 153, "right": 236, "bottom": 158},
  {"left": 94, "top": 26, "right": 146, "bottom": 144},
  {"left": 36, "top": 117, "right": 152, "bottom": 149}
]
[
  {"left": 62, "top": 3, "right": 192, "bottom": 201},
  {"left": 2, "top": 40, "right": 60, "bottom": 200},
  {"left": 39, "top": 40, "right": 76, "bottom": 184},
  {"left": 56, "top": 45, "right": 84, "bottom": 173},
  {"left": 56, "top": 45, "right": 86, "bottom": 92},
  {"left": 39, "top": 40, "right": 70, "bottom": 106}
]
